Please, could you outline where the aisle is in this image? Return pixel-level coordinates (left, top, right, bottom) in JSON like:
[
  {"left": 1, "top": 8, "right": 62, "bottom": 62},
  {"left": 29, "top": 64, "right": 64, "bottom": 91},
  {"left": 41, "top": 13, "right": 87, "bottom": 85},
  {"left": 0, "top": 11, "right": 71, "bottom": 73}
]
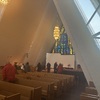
[{"left": 55, "top": 82, "right": 87, "bottom": 100}]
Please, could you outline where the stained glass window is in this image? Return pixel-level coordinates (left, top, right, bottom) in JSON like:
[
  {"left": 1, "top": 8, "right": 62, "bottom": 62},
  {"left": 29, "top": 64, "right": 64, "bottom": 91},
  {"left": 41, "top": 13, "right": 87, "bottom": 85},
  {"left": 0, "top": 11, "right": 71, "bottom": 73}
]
[{"left": 54, "top": 32, "right": 74, "bottom": 55}]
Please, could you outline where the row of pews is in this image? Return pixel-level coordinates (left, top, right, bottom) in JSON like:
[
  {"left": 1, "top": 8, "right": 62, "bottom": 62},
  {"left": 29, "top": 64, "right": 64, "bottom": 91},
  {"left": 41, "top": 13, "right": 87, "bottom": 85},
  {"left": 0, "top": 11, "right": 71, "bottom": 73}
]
[
  {"left": 0, "top": 71, "right": 75, "bottom": 100},
  {"left": 0, "top": 80, "right": 40, "bottom": 100},
  {"left": 80, "top": 81, "right": 99, "bottom": 100}
]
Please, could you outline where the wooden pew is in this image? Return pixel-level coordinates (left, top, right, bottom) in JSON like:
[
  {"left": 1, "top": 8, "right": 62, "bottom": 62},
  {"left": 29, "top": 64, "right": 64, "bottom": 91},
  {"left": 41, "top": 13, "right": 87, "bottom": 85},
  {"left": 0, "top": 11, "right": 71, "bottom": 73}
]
[
  {"left": 0, "top": 80, "right": 41, "bottom": 100},
  {"left": 29, "top": 72, "right": 75, "bottom": 91},
  {"left": 44, "top": 72, "right": 75, "bottom": 86},
  {"left": 28, "top": 72, "right": 67, "bottom": 89},
  {"left": 23, "top": 72, "right": 75, "bottom": 93},
  {"left": 81, "top": 93, "right": 98, "bottom": 97},
  {"left": 16, "top": 73, "right": 62, "bottom": 97},
  {"left": 85, "top": 87, "right": 98, "bottom": 95},
  {"left": 16, "top": 73, "right": 66, "bottom": 93},
  {"left": 16, "top": 72, "right": 75, "bottom": 96},
  {"left": 89, "top": 81, "right": 95, "bottom": 87},
  {"left": 80, "top": 86, "right": 99, "bottom": 100},
  {"left": 80, "top": 93, "right": 99, "bottom": 100},
  {"left": 29, "top": 76, "right": 62, "bottom": 97},
  {"left": 28, "top": 72, "right": 75, "bottom": 88},
  {"left": 15, "top": 77, "right": 54, "bottom": 100},
  {"left": 0, "top": 93, "right": 20, "bottom": 100},
  {"left": 21, "top": 74, "right": 62, "bottom": 96}
]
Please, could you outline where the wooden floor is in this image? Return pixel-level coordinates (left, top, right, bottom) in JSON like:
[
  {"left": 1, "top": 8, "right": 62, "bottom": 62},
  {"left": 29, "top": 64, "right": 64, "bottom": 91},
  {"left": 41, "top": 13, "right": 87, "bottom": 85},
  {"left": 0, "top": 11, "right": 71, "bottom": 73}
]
[{"left": 54, "top": 81, "right": 87, "bottom": 100}]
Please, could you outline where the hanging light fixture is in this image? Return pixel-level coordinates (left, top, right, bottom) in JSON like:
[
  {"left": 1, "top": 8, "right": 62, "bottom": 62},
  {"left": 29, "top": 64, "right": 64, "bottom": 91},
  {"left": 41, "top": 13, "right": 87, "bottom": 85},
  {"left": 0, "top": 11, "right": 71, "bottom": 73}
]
[
  {"left": 53, "top": 26, "right": 60, "bottom": 40},
  {"left": 0, "top": 0, "right": 8, "bottom": 5}
]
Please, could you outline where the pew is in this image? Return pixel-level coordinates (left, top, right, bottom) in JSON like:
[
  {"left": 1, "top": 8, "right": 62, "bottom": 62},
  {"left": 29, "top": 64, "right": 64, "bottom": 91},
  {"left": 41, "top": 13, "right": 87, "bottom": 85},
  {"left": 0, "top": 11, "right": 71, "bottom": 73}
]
[
  {"left": 28, "top": 72, "right": 75, "bottom": 87},
  {"left": 15, "top": 77, "right": 54, "bottom": 100},
  {"left": 89, "top": 81, "right": 95, "bottom": 87},
  {"left": 80, "top": 93, "right": 99, "bottom": 100},
  {"left": 16, "top": 71, "right": 75, "bottom": 98},
  {"left": 85, "top": 87, "right": 98, "bottom": 95},
  {"left": 80, "top": 86, "right": 99, "bottom": 100},
  {"left": 16, "top": 73, "right": 62, "bottom": 97},
  {"left": 30, "top": 76, "right": 62, "bottom": 97},
  {"left": 81, "top": 93, "right": 98, "bottom": 97},
  {"left": 16, "top": 72, "right": 67, "bottom": 93},
  {"left": 37, "top": 72, "right": 74, "bottom": 91},
  {"left": 24, "top": 75, "right": 62, "bottom": 96},
  {"left": 0, "top": 93, "right": 20, "bottom": 100},
  {"left": 0, "top": 80, "right": 41, "bottom": 100},
  {"left": 17, "top": 72, "right": 75, "bottom": 93},
  {"left": 27, "top": 72, "right": 68, "bottom": 87}
]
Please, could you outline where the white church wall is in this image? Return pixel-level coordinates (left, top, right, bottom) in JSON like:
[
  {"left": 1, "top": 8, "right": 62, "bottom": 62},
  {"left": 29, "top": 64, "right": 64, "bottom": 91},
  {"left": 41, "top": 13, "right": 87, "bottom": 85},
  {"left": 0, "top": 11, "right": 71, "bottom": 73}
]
[{"left": 46, "top": 53, "right": 75, "bottom": 68}]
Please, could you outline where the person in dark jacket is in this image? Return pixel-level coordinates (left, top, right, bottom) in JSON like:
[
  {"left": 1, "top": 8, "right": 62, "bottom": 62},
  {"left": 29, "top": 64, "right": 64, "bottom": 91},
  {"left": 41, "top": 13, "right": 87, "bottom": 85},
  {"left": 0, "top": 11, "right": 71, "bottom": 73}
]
[
  {"left": 37, "top": 62, "right": 42, "bottom": 72},
  {"left": 47, "top": 62, "right": 51, "bottom": 72},
  {"left": 54, "top": 62, "right": 58, "bottom": 73},
  {"left": 24, "top": 62, "right": 30, "bottom": 72}
]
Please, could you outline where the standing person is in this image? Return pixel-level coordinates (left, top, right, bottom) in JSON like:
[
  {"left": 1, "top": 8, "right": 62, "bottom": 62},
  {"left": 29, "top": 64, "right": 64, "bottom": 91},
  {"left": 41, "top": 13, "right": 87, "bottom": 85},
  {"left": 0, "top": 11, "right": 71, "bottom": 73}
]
[
  {"left": 24, "top": 62, "right": 30, "bottom": 72},
  {"left": 21, "top": 63, "right": 25, "bottom": 72},
  {"left": 37, "top": 62, "right": 42, "bottom": 72},
  {"left": 58, "top": 63, "right": 63, "bottom": 74},
  {"left": 54, "top": 62, "right": 58, "bottom": 73},
  {"left": 2, "top": 62, "right": 16, "bottom": 83},
  {"left": 47, "top": 62, "right": 51, "bottom": 72}
]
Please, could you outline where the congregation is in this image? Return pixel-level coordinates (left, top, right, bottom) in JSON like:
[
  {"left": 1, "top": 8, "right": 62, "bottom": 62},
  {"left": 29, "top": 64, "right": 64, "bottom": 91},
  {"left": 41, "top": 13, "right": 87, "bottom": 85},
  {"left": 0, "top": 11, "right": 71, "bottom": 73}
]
[{"left": 1, "top": 61, "right": 69, "bottom": 83}]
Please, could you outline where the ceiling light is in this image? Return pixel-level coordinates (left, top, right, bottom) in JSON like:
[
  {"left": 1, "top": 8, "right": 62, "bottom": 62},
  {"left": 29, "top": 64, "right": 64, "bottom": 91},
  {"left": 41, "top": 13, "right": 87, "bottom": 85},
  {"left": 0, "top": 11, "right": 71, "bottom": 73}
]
[
  {"left": 53, "top": 26, "right": 60, "bottom": 40},
  {"left": 0, "top": 0, "right": 8, "bottom": 5}
]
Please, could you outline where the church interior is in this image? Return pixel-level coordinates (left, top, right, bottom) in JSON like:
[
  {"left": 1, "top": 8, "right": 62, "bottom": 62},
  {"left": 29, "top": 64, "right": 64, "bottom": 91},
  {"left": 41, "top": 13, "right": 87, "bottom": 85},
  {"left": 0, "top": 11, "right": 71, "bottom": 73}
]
[{"left": 0, "top": 0, "right": 100, "bottom": 100}]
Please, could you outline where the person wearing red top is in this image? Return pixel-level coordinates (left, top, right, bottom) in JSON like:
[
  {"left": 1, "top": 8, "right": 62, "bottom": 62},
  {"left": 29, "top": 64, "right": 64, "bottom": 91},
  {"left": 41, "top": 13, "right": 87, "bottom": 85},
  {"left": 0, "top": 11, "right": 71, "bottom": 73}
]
[
  {"left": 58, "top": 63, "right": 63, "bottom": 74},
  {"left": 2, "top": 62, "right": 16, "bottom": 82}
]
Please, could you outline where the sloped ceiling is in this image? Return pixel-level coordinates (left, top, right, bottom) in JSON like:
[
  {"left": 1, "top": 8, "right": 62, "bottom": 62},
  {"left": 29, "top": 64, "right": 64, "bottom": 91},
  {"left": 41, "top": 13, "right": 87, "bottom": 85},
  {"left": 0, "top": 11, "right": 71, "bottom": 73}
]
[{"left": 0, "top": 0, "right": 62, "bottom": 66}]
